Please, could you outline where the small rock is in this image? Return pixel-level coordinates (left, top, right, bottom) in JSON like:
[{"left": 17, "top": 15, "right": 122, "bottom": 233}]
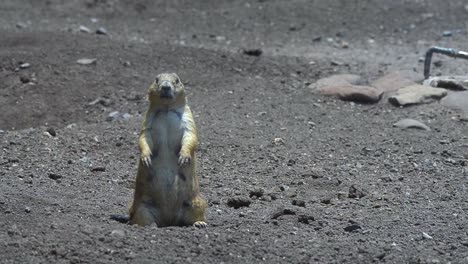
[
  {"left": 122, "top": 113, "right": 132, "bottom": 120},
  {"left": 249, "top": 188, "right": 264, "bottom": 198},
  {"left": 88, "top": 97, "right": 112, "bottom": 107},
  {"left": 16, "top": 22, "right": 27, "bottom": 29},
  {"left": 320, "top": 197, "right": 332, "bottom": 204},
  {"left": 91, "top": 166, "right": 106, "bottom": 172},
  {"left": 388, "top": 85, "right": 447, "bottom": 106},
  {"left": 422, "top": 232, "right": 433, "bottom": 239},
  {"left": 271, "top": 207, "right": 297, "bottom": 219},
  {"left": 423, "top": 76, "right": 468, "bottom": 91},
  {"left": 46, "top": 127, "right": 57, "bottom": 137},
  {"left": 394, "top": 119, "right": 431, "bottom": 131},
  {"left": 440, "top": 91, "right": 468, "bottom": 114},
  {"left": 19, "top": 63, "right": 31, "bottom": 69},
  {"left": 442, "top": 30, "right": 453, "bottom": 37},
  {"left": 79, "top": 25, "right": 91, "bottom": 33},
  {"left": 302, "top": 167, "right": 325, "bottom": 179},
  {"left": 77, "top": 58, "right": 97, "bottom": 65},
  {"left": 122, "top": 61, "right": 131, "bottom": 67},
  {"left": 344, "top": 224, "right": 362, "bottom": 232},
  {"left": 297, "top": 214, "right": 314, "bottom": 224},
  {"left": 292, "top": 199, "right": 306, "bottom": 207},
  {"left": 19, "top": 76, "right": 30, "bottom": 83},
  {"left": 317, "top": 85, "right": 383, "bottom": 103},
  {"left": 242, "top": 48, "right": 262, "bottom": 56},
  {"left": 110, "top": 229, "right": 125, "bottom": 237},
  {"left": 348, "top": 185, "right": 366, "bottom": 199},
  {"left": 8, "top": 158, "right": 19, "bottom": 163},
  {"left": 106, "top": 111, "right": 120, "bottom": 122},
  {"left": 433, "top": 60, "right": 443, "bottom": 68},
  {"left": 227, "top": 196, "right": 251, "bottom": 209},
  {"left": 330, "top": 60, "right": 344, "bottom": 66},
  {"left": 272, "top": 138, "right": 285, "bottom": 145},
  {"left": 96, "top": 27, "right": 108, "bottom": 35},
  {"left": 48, "top": 173, "right": 63, "bottom": 180},
  {"left": 25, "top": 207, "right": 31, "bottom": 213}
]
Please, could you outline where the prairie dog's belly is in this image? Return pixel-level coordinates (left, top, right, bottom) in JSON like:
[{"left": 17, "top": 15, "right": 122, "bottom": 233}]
[{"left": 148, "top": 110, "right": 184, "bottom": 189}]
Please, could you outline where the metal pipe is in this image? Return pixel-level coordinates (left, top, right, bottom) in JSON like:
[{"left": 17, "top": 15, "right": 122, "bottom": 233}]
[{"left": 424, "top": 46, "right": 468, "bottom": 79}]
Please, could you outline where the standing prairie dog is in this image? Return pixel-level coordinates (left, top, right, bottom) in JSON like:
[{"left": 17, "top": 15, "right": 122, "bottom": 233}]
[{"left": 129, "top": 73, "right": 207, "bottom": 228}]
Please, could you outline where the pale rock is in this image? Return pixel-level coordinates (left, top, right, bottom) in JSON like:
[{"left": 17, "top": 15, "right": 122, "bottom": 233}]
[
  {"left": 393, "top": 119, "right": 431, "bottom": 131},
  {"left": 424, "top": 76, "right": 468, "bottom": 91},
  {"left": 77, "top": 58, "right": 97, "bottom": 65},
  {"left": 440, "top": 91, "right": 468, "bottom": 114},
  {"left": 388, "top": 85, "right": 447, "bottom": 106},
  {"left": 318, "top": 85, "right": 383, "bottom": 103}
]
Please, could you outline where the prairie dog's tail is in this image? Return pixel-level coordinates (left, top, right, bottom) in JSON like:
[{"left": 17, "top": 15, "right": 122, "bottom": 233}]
[{"left": 110, "top": 214, "right": 129, "bottom": 224}]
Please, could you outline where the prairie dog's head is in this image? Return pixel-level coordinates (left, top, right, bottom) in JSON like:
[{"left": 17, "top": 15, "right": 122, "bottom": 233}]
[{"left": 148, "top": 73, "right": 185, "bottom": 104}]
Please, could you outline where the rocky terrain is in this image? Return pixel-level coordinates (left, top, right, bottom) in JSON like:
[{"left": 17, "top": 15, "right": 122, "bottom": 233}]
[{"left": 0, "top": 0, "right": 467, "bottom": 263}]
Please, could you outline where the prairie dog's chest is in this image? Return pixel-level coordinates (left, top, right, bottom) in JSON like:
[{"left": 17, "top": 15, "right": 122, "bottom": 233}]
[{"left": 149, "top": 110, "right": 185, "bottom": 148}]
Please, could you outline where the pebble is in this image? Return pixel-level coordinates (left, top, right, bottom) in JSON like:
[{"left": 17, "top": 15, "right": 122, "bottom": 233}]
[
  {"left": 344, "top": 224, "right": 362, "bottom": 232},
  {"left": 422, "top": 232, "right": 433, "bottom": 239},
  {"left": 242, "top": 48, "right": 262, "bottom": 56},
  {"left": 393, "top": 118, "right": 431, "bottom": 131},
  {"left": 226, "top": 196, "right": 251, "bottom": 209},
  {"left": 91, "top": 166, "right": 106, "bottom": 172},
  {"left": 348, "top": 185, "right": 366, "bottom": 199},
  {"left": 270, "top": 207, "right": 297, "bottom": 219},
  {"left": 79, "top": 25, "right": 92, "bottom": 33},
  {"left": 25, "top": 207, "right": 31, "bottom": 213},
  {"left": 110, "top": 229, "right": 125, "bottom": 237},
  {"left": 442, "top": 30, "right": 453, "bottom": 37},
  {"left": 96, "top": 27, "right": 108, "bottom": 35},
  {"left": 46, "top": 127, "right": 57, "bottom": 137},
  {"left": 88, "top": 97, "right": 112, "bottom": 107},
  {"left": 292, "top": 199, "right": 306, "bottom": 207},
  {"left": 19, "top": 75, "right": 30, "bottom": 83},
  {"left": 106, "top": 111, "right": 120, "bottom": 121},
  {"left": 297, "top": 214, "right": 314, "bottom": 224},
  {"left": 16, "top": 22, "right": 27, "bottom": 29},
  {"left": 76, "top": 58, "right": 97, "bottom": 65},
  {"left": 272, "top": 137, "right": 285, "bottom": 145},
  {"left": 48, "top": 173, "right": 63, "bottom": 180},
  {"left": 19, "top": 63, "right": 31, "bottom": 69},
  {"left": 249, "top": 188, "right": 264, "bottom": 198}
]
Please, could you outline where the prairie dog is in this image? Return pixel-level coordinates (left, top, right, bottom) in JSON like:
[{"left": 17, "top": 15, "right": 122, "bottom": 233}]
[{"left": 129, "top": 73, "right": 207, "bottom": 228}]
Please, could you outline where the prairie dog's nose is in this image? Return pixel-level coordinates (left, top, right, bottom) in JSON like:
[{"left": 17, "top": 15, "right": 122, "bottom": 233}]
[{"left": 161, "top": 80, "right": 172, "bottom": 91}]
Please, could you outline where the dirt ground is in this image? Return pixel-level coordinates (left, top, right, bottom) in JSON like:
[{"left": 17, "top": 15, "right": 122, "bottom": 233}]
[{"left": 1, "top": 0, "right": 468, "bottom": 263}]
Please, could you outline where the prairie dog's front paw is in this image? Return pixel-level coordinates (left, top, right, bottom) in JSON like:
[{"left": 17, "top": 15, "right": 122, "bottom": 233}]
[
  {"left": 178, "top": 153, "right": 191, "bottom": 166},
  {"left": 141, "top": 150, "right": 152, "bottom": 167}
]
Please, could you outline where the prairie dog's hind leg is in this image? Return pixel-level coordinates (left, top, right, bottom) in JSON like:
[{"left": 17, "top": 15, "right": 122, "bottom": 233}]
[
  {"left": 130, "top": 203, "right": 159, "bottom": 227},
  {"left": 181, "top": 195, "right": 207, "bottom": 228}
]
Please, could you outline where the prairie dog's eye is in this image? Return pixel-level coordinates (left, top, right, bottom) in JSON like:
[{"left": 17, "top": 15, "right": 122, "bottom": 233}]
[{"left": 175, "top": 78, "right": 180, "bottom": 84}]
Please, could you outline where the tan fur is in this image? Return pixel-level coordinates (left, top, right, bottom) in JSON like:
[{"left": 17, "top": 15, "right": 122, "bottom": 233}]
[{"left": 129, "top": 73, "right": 207, "bottom": 228}]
